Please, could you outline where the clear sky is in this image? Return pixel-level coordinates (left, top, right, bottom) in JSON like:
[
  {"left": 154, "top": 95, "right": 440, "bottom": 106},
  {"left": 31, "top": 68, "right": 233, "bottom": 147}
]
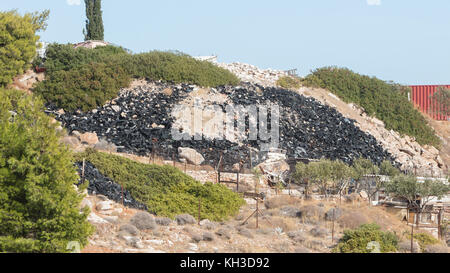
[{"left": 2, "top": 0, "right": 449, "bottom": 85}]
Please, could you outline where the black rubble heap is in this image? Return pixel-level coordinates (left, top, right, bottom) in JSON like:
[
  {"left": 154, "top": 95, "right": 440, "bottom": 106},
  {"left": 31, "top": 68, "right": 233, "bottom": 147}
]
[
  {"left": 50, "top": 82, "right": 396, "bottom": 169},
  {"left": 76, "top": 161, "right": 147, "bottom": 210}
]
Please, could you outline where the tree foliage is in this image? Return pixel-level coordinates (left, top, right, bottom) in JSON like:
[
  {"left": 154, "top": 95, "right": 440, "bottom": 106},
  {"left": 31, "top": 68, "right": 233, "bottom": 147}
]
[
  {"left": 83, "top": 0, "right": 104, "bottom": 41},
  {"left": 302, "top": 67, "right": 440, "bottom": 147},
  {"left": 385, "top": 174, "right": 450, "bottom": 214},
  {"left": 34, "top": 61, "right": 131, "bottom": 112},
  {"left": 0, "top": 10, "right": 49, "bottom": 87},
  {"left": 0, "top": 89, "right": 93, "bottom": 253},
  {"left": 429, "top": 87, "right": 450, "bottom": 117}
]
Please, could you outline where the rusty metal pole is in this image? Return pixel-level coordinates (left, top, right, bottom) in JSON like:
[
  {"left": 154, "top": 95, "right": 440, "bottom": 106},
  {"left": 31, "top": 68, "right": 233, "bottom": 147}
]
[
  {"left": 332, "top": 207, "right": 335, "bottom": 243},
  {"left": 256, "top": 198, "right": 259, "bottom": 229},
  {"left": 121, "top": 183, "right": 124, "bottom": 208},
  {"left": 249, "top": 149, "right": 252, "bottom": 170},
  {"left": 198, "top": 198, "right": 201, "bottom": 225},
  {"left": 237, "top": 167, "right": 240, "bottom": 192},
  {"left": 82, "top": 158, "right": 85, "bottom": 184}
]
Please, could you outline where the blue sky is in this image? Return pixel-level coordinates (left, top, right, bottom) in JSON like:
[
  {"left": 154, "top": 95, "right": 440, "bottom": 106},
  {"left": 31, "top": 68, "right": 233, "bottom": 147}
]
[{"left": 2, "top": 0, "right": 449, "bottom": 85}]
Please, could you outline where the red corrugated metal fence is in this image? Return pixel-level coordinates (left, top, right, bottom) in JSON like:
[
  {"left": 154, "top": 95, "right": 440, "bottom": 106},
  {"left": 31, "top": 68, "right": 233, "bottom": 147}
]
[{"left": 410, "top": 85, "right": 449, "bottom": 121}]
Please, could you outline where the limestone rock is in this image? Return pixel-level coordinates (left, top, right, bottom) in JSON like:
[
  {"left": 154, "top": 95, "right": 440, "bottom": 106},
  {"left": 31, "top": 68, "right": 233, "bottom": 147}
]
[
  {"left": 178, "top": 147, "right": 204, "bottom": 165},
  {"left": 79, "top": 132, "right": 99, "bottom": 145}
]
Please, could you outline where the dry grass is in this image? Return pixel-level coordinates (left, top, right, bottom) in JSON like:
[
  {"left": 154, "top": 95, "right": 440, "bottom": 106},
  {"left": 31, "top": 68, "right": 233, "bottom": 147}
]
[{"left": 264, "top": 196, "right": 302, "bottom": 209}]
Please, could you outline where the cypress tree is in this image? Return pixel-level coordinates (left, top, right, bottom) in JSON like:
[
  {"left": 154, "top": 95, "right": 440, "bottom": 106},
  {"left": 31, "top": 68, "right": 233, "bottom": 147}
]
[{"left": 83, "top": 0, "right": 104, "bottom": 41}]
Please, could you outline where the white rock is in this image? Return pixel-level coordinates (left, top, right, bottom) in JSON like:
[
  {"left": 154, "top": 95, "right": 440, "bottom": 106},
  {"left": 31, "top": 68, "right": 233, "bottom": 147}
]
[
  {"left": 96, "top": 201, "right": 114, "bottom": 211},
  {"left": 188, "top": 243, "right": 198, "bottom": 251},
  {"left": 178, "top": 147, "right": 204, "bottom": 165},
  {"left": 88, "top": 212, "right": 109, "bottom": 224}
]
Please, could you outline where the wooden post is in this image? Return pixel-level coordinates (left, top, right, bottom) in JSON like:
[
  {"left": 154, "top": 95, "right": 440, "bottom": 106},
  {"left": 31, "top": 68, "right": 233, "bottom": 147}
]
[
  {"left": 172, "top": 153, "right": 176, "bottom": 168},
  {"left": 184, "top": 161, "right": 187, "bottom": 173},
  {"left": 438, "top": 209, "right": 443, "bottom": 240}
]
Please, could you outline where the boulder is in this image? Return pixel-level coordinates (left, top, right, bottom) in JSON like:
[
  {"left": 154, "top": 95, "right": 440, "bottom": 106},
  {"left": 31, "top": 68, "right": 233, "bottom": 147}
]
[
  {"left": 178, "top": 147, "right": 204, "bottom": 165},
  {"left": 130, "top": 212, "right": 157, "bottom": 230},
  {"left": 79, "top": 132, "right": 99, "bottom": 145},
  {"left": 96, "top": 201, "right": 114, "bottom": 211},
  {"left": 216, "top": 228, "right": 231, "bottom": 239},
  {"left": 279, "top": 206, "right": 301, "bottom": 218},
  {"left": 202, "top": 232, "right": 215, "bottom": 241},
  {"left": 175, "top": 214, "right": 197, "bottom": 225},
  {"left": 237, "top": 227, "right": 254, "bottom": 239},
  {"left": 60, "top": 136, "right": 81, "bottom": 149},
  {"left": 119, "top": 224, "right": 140, "bottom": 236},
  {"left": 155, "top": 217, "right": 173, "bottom": 226}
]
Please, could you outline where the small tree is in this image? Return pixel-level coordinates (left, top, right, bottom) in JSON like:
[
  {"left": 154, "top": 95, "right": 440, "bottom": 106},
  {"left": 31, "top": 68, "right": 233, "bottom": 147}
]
[
  {"left": 352, "top": 158, "right": 381, "bottom": 205},
  {"left": 379, "top": 160, "right": 400, "bottom": 177},
  {"left": 84, "top": 0, "right": 104, "bottom": 41},
  {"left": 385, "top": 174, "right": 449, "bottom": 253},
  {"left": 330, "top": 160, "right": 353, "bottom": 203},
  {"left": 0, "top": 10, "right": 49, "bottom": 87},
  {"left": 0, "top": 89, "right": 93, "bottom": 252},
  {"left": 430, "top": 87, "right": 449, "bottom": 117}
]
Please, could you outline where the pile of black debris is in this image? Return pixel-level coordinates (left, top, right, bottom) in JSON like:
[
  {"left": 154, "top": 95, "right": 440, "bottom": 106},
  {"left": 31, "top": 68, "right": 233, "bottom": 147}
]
[
  {"left": 75, "top": 161, "right": 147, "bottom": 210},
  {"left": 50, "top": 82, "right": 396, "bottom": 170}
]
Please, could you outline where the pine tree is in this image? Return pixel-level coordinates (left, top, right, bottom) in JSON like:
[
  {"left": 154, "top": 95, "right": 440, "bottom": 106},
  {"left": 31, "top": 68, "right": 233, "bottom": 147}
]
[
  {"left": 83, "top": 0, "right": 104, "bottom": 41},
  {"left": 0, "top": 10, "right": 49, "bottom": 87},
  {"left": 0, "top": 89, "right": 93, "bottom": 253}
]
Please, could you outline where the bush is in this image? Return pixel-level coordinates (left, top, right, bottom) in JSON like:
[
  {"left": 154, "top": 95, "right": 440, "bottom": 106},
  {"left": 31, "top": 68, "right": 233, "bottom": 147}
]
[
  {"left": 75, "top": 149, "right": 245, "bottom": 221},
  {"left": 0, "top": 10, "right": 49, "bottom": 87},
  {"left": 276, "top": 76, "right": 302, "bottom": 90},
  {"left": 407, "top": 232, "right": 440, "bottom": 251},
  {"left": 35, "top": 45, "right": 239, "bottom": 112},
  {"left": 334, "top": 223, "right": 398, "bottom": 253},
  {"left": 43, "top": 43, "right": 129, "bottom": 74},
  {"left": 34, "top": 61, "right": 131, "bottom": 112},
  {"left": 0, "top": 89, "right": 93, "bottom": 253},
  {"left": 119, "top": 51, "right": 240, "bottom": 87},
  {"left": 302, "top": 67, "right": 440, "bottom": 147}
]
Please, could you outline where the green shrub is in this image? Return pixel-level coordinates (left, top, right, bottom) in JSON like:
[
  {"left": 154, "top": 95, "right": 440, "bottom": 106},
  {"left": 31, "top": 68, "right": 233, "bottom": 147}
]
[
  {"left": 75, "top": 149, "right": 245, "bottom": 221},
  {"left": 276, "top": 76, "right": 302, "bottom": 90},
  {"left": 119, "top": 51, "right": 240, "bottom": 87},
  {"left": 0, "top": 89, "right": 93, "bottom": 253},
  {"left": 302, "top": 67, "right": 440, "bottom": 147},
  {"left": 43, "top": 43, "right": 129, "bottom": 74},
  {"left": 407, "top": 232, "right": 440, "bottom": 251},
  {"left": 35, "top": 44, "right": 239, "bottom": 112},
  {"left": 34, "top": 61, "right": 131, "bottom": 112},
  {"left": 334, "top": 223, "right": 398, "bottom": 253},
  {"left": 0, "top": 10, "right": 49, "bottom": 87}
]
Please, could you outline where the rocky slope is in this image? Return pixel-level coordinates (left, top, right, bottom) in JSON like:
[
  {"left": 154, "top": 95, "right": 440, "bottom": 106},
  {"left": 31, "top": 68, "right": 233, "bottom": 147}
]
[{"left": 49, "top": 80, "right": 395, "bottom": 170}]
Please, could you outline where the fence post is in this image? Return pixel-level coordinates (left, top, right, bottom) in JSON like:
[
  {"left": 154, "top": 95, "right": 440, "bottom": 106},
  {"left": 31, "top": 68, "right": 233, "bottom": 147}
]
[
  {"left": 237, "top": 165, "right": 240, "bottom": 192},
  {"left": 198, "top": 198, "right": 201, "bottom": 225},
  {"left": 82, "top": 158, "right": 85, "bottom": 184}
]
